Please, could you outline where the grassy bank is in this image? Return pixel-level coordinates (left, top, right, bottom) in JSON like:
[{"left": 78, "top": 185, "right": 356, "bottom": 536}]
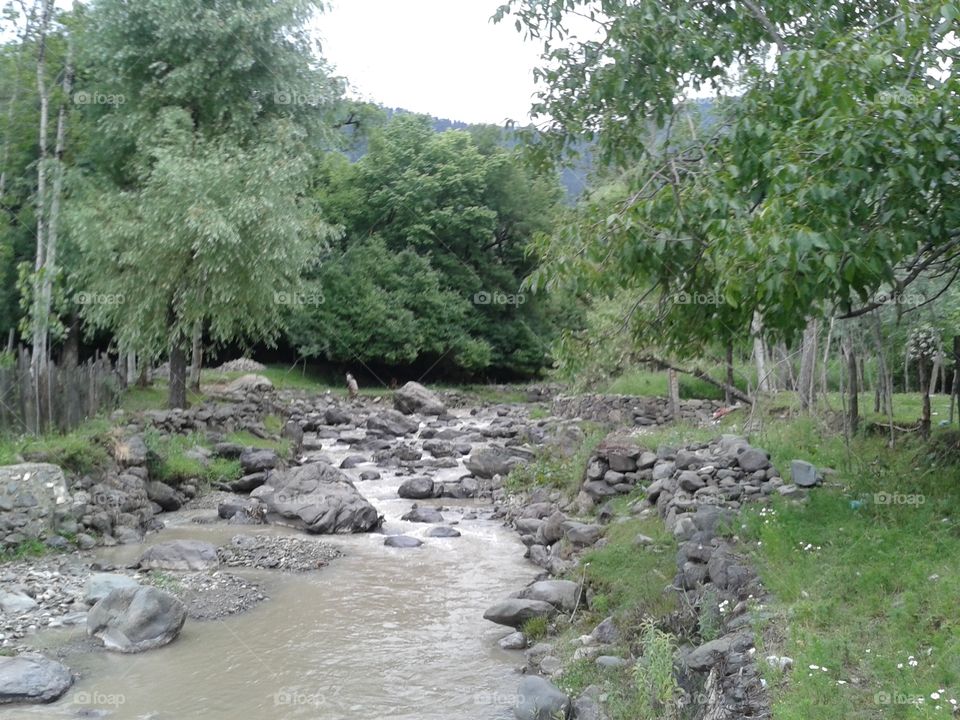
[{"left": 507, "top": 394, "right": 960, "bottom": 720}]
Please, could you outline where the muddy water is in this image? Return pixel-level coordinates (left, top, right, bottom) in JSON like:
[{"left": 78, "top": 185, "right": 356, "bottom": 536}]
[{"left": 4, "top": 419, "right": 538, "bottom": 720}]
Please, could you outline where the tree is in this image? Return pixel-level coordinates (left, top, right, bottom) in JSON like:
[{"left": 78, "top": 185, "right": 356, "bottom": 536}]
[
  {"left": 499, "top": 0, "right": 960, "bottom": 407},
  {"left": 293, "top": 115, "right": 565, "bottom": 378},
  {"left": 69, "top": 0, "right": 342, "bottom": 407}
]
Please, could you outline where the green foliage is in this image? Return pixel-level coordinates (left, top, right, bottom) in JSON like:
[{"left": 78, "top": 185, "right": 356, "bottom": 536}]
[
  {"left": 11, "top": 420, "right": 112, "bottom": 474},
  {"left": 500, "top": 0, "right": 960, "bottom": 360},
  {"left": 506, "top": 424, "right": 606, "bottom": 496},
  {"left": 631, "top": 618, "right": 680, "bottom": 720},
  {"left": 0, "top": 537, "right": 51, "bottom": 564},
  {"left": 143, "top": 429, "right": 240, "bottom": 486},
  {"left": 522, "top": 616, "right": 550, "bottom": 642},
  {"left": 290, "top": 114, "right": 566, "bottom": 377}
]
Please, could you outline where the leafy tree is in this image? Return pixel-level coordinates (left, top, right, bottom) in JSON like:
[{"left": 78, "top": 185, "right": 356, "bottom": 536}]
[
  {"left": 68, "top": 0, "right": 341, "bottom": 407},
  {"left": 499, "top": 0, "right": 960, "bottom": 394},
  {"left": 294, "top": 115, "right": 565, "bottom": 378}
]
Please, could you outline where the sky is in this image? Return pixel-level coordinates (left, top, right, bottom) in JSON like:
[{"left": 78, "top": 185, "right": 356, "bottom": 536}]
[{"left": 315, "top": 0, "right": 544, "bottom": 125}]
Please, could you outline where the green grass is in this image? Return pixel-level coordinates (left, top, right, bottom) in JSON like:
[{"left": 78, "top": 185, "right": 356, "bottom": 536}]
[
  {"left": 224, "top": 428, "right": 291, "bottom": 456},
  {"left": 505, "top": 423, "right": 607, "bottom": 496},
  {"left": 143, "top": 429, "right": 241, "bottom": 486},
  {"left": 0, "top": 419, "right": 112, "bottom": 474},
  {"left": 0, "top": 537, "right": 52, "bottom": 564},
  {"left": 737, "top": 418, "right": 960, "bottom": 720},
  {"left": 522, "top": 616, "right": 550, "bottom": 642},
  {"left": 607, "top": 368, "right": 730, "bottom": 400}
]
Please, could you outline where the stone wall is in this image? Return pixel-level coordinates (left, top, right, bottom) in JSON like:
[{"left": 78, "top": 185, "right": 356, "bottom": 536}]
[
  {"left": 551, "top": 393, "right": 723, "bottom": 426},
  {"left": 0, "top": 464, "right": 70, "bottom": 547}
]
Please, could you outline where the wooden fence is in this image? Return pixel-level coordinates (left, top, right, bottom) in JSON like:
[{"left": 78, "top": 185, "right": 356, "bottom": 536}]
[{"left": 0, "top": 348, "right": 123, "bottom": 435}]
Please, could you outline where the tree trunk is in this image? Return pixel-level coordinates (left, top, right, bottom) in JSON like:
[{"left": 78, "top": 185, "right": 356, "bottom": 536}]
[
  {"left": 61, "top": 313, "right": 79, "bottom": 367},
  {"left": 904, "top": 349, "right": 910, "bottom": 393},
  {"left": 751, "top": 311, "right": 770, "bottom": 393},
  {"left": 931, "top": 352, "right": 942, "bottom": 395},
  {"left": 798, "top": 318, "right": 819, "bottom": 410},
  {"left": 820, "top": 317, "right": 834, "bottom": 398},
  {"left": 952, "top": 336, "right": 960, "bottom": 426},
  {"left": 126, "top": 352, "right": 137, "bottom": 386},
  {"left": 189, "top": 320, "right": 202, "bottom": 392},
  {"left": 137, "top": 359, "right": 150, "bottom": 388},
  {"left": 667, "top": 368, "right": 681, "bottom": 422},
  {"left": 29, "top": 0, "right": 54, "bottom": 429},
  {"left": 843, "top": 333, "right": 859, "bottom": 435},
  {"left": 724, "top": 341, "right": 734, "bottom": 405},
  {"left": 870, "top": 313, "right": 894, "bottom": 445},
  {"left": 919, "top": 357, "right": 931, "bottom": 438},
  {"left": 168, "top": 343, "right": 188, "bottom": 409}
]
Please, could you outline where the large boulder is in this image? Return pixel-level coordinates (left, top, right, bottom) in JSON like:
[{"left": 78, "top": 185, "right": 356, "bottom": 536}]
[
  {"left": 397, "top": 477, "right": 436, "bottom": 499},
  {"left": 87, "top": 586, "right": 187, "bottom": 653},
  {"left": 138, "top": 540, "right": 220, "bottom": 571},
  {"left": 239, "top": 448, "right": 278, "bottom": 474},
  {"left": 516, "top": 580, "right": 581, "bottom": 613},
  {"left": 261, "top": 462, "right": 381, "bottom": 534},
  {"left": 83, "top": 573, "right": 141, "bottom": 606},
  {"left": 393, "top": 382, "right": 446, "bottom": 416},
  {"left": 514, "top": 676, "right": 571, "bottom": 720},
  {"left": 790, "top": 459, "right": 818, "bottom": 487},
  {"left": 365, "top": 410, "right": 420, "bottom": 437},
  {"left": 0, "top": 654, "right": 73, "bottom": 704},
  {"left": 145, "top": 480, "right": 182, "bottom": 511},
  {"left": 465, "top": 446, "right": 535, "bottom": 479},
  {"left": 483, "top": 598, "right": 557, "bottom": 629}
]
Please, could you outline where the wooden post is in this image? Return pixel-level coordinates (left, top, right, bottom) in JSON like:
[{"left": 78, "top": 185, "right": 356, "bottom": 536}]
[{"left": 668, "top": 368, "right": 681, "bottom": 422}]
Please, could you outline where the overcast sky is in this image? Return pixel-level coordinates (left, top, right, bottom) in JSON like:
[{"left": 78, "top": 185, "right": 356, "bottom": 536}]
[{"left": 316, "top": 0, "right": 544, "bottom": 125}]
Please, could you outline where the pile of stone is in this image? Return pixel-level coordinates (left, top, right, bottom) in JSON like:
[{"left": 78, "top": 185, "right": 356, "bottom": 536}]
[
  {"left": 494, "top": 431, "right": 821, "bottom": 720},
  {"left": 216, "top": 533, "right": 343, "bottom": 572},
  {"left": 216, "top": 358, "right": 267, "bottom": 373},
  {"left": 551, "top": 393, "right": 723, "bottom": 427}
]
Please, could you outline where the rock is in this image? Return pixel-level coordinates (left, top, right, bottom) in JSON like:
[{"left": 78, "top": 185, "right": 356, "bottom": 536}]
[
  {"left": 596, "top": 655, "right": 627, "bottom": 669},
  {"left": 422, "top": 439, "right": 456, "bottom": 458},
  {"left": 634, "top": 534, "right": 655, "bottom": 546},
  {"left": 401, "top": 507, "right": 444, "bottom": 523},
  {"left": 261, "top": 462, "right": 381, "bottom": 534},
  {"left": 564, "top": 521, "right": 602, "bottom": 546},
  {"left": 539, "top": 656, "right": 563, "bottom": 675},
  {"left": 113, "top": 434, "right": 148, "bottom": 467},
  {"left": 366, "top": 409, "right": 420, "bottom": 437},
  {"left": 239, "top": 448, "right": 278, "bottom": 474},
  {"left": 737, "top": 447, "right": 770, "bottom": 472},
  {"left": 465, "top": 446, "right": 534, "bottom": 479},
  {"left": 678, "top": 470, "right": 706, "bottom": 492},
  {"left": 791, "top": 459, "right": 818, "bottom": 487},
  {"left": 83, "top": 573, "right": 141, "bottom": 606},
  {"left": 0, "top": 653, "right": 73, "bottom": 704},
  {"left": 571, "top": 687, "right": 606, "bottom": 720},
  {"left": 87, "top": 586, "right": 187, "bottom": 653},
  {"left": 138, "top": 540, "right": 220, "bottom": 571},
  {"left": 513, "top": 676, "right": 570, "bottom": 720},
  {"left": 282, "top": 421, "right": 304, "bottom": 449},
  {"left": 145, "top": 481, "right": 181, "bottom": 511},
  {"left": 541, "top": 511, "right": 567, "bottom": 545},
  {"left": 324, "top": 407, "right": 352, "bottom": 425},
  {"left": 517, "top": 580, "right": 580, "bottom": 612},
  {"left": 0, "top": 591, "right": 38, "bottom": 614},
  {"left": 340, "top": 455, "right": 368, "bottom": 469},
  {"left": 224, "top": 374, "right": 273, "bottom": 393},
  {"left": 685, "top": 633, "right": 753, "bottom": 671},
  {"left": 590, "top": 616, "right": 620, "bottom": 644},
  {"left": 425, "top": 526, "right": 461, "bottom": 538},
  {"left": 384, "top": 535, "right": 423, "bottom": 548},
  {"left": 397, "top": 477, "right": 435, "bottom": 500},
  {"left": 673, "top": 515, "right": 697, "bottom": 541},
  {"left": 0, "top": 464, "right": 69, "bottom": 546},
  {"left": 225, "top": 472, "right": 268, "bottom": 493},
  {"left": 483, "top": 598, "right": 558, "bottom": 629},
  {"left": 393, "top": 381, "right": 446, "bottom": 416},
  {"left": 499, "top": 631, "right": 527, "bottom": 650},
  {"left": 213, "top": 442, "right": 246, "bottom": 459},
  {"left": 76, "top": 533, "right": 97, "bottom": 550}
]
